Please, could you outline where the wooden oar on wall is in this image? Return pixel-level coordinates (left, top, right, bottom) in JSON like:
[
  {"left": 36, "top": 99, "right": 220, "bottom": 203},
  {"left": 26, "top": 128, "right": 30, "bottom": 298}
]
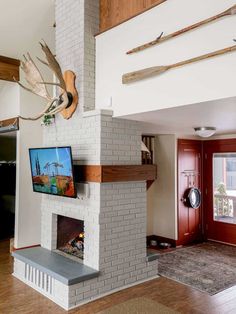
[
  {"left": 126, "top": 4, "right": 236, "bottom": 55},
  {"left": 122, "top": 44, "right": 236, "bottom": 84}
]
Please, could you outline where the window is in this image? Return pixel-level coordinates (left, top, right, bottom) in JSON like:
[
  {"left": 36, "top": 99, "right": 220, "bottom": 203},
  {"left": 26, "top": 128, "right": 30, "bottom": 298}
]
[
  {"left": 142, "top": 135, "right": 154, "bottom": 165},
  {"left": 213, "top": 153, "right": 236, "bottom": 224}
]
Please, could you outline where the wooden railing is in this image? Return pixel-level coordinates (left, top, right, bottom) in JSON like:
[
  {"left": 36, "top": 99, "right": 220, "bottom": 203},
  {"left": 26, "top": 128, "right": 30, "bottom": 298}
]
[{"left": 214, "top": 194, "right": 236, "bottom": 218}]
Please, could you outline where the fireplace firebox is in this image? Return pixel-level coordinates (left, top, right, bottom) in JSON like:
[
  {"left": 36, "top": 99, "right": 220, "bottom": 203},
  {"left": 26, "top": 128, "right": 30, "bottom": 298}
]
[{"left": 57, "top": 215, "right": 84, "bottom": 260}]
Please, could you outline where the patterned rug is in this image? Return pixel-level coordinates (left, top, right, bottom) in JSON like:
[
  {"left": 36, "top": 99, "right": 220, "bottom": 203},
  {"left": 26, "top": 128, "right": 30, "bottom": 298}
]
[
  {"left": 98, "top": 297, "right": 179, "bottom": 314},
  {"left": 158, "top": 242, "right": 236, "bottom": 295}
]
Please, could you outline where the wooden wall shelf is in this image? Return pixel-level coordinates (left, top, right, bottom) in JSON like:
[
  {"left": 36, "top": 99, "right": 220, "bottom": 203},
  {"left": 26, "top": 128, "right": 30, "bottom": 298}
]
[
  {"left": 0, "top": 55, "right": 20, "bottom": 82},
  {"left": 74, "top": 164, "right": 157, "bottom": 183}
]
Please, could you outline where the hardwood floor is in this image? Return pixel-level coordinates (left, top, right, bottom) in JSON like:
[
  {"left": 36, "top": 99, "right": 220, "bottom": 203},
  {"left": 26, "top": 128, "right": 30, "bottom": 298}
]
[{"left": 1, "top": 240, "right": 236, "bottom": 314}]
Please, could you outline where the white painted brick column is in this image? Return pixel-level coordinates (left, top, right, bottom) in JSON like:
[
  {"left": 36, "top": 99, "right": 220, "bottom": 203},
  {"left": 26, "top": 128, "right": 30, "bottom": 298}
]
[
  {"left": 14, "top": 0, "right": 158, "bottom": 310},
  {"left": 55, "top": 0, "right": 99, "bottom": 114},
  {"left": 100, "top": 114, "right": 141, "bottom": 165}
]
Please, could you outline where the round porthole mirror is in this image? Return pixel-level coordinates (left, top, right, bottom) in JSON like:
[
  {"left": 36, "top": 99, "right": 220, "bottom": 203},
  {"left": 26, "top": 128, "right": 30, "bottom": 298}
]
[{"left": 183, "top": 187, "right": 201, "bottom": 209}]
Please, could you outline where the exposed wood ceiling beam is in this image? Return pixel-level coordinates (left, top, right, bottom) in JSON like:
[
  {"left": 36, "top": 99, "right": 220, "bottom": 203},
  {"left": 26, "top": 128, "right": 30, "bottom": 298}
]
[{"left": 0, "top": 55, "right": 20, "bottom": 82}]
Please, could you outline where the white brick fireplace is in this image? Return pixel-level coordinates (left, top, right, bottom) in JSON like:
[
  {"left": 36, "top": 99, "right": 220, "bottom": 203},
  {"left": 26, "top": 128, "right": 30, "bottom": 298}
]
[
  {"left": 13, "top": 110, "right": 158, "bottom": 310},
  {"left": 13, "top": 0, "right": 158, "bottom": 310}
]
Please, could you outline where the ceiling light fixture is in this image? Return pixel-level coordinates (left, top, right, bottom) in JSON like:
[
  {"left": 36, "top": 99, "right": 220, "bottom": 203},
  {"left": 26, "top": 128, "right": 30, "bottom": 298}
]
[{"left": 194, "top": 127, "right": 216, "bottom": 138}]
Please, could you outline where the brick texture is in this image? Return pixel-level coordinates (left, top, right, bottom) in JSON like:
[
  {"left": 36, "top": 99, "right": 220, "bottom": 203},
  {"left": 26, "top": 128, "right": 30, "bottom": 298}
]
[
  {"left": 55, "top": 0, "right": 99, "bottom": 113},
  {"left": 40, "top": 109, "right": 158, "bottom": 309},
  {"left": 13, "top": 0, "right": 158, "bottom": 310}
]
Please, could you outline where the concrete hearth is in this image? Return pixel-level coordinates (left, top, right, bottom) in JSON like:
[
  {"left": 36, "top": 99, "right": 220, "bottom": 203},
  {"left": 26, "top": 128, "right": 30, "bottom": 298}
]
[{"left": 13, "top": 247, "right": 99, "bottom": 285}]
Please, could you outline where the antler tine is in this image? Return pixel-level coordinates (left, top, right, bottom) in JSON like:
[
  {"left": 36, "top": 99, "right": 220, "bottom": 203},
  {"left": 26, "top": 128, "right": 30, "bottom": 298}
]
[
  {"left": 37, "top": 57, "right": 49, "bottom": 67},
  {"left": 14, "top": 78, "right": 44, "bottom": 98},
  {"left": 20, "top": 62, "right": 25, "bottom": 70},
  {"left": 19, "top": 50, "right": 51, "bottom": 101},
  {"left": 27, "top": 52, "right": 34, "bottom": 62},
  {"left": 39, "top": 40, "right": 66, "bottom": 90},
  {"left": 39, "top": 39, "right": 48, "bottom": 48},
  {"left": 19, "top": 114, "right": 44, "bottom": 121},
  {"left": 19, "top": 92, "right": 68, "bottom": 120},
  {"left": 38, "top": 81, "right": 61, "bottom": 86},
  {"left": 39, "top": 40, "right": 44, "bottom": 48},
  {"left": 21, "top": 58, "right": 26, "bottom": 70},
  {"left": 156, "top": 32, "right": 164, "bottom": 41},
  {"left": 48, "top": 105, "right": 66, "bottom": 116},
  {"left": 39, "top": 39, "right": 57, "bottom": 56},
  {"left": 18, "top": 98, "right": 58, "bottom": 121}
]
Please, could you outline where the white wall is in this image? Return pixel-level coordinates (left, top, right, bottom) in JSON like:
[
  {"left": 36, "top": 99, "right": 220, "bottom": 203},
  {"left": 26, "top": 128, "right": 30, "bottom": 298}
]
[
  {"left": 0, "top": 81, "right": 20, "bottom": 119},
  {"left": 0, "top": 0, "right": 55, "bottom": 248},
  {"left": 0, "top": 82, "right": 43, "bottom": 247},
  {"left": 147, "top": 135, "right": 177, "bottom": 239},
  {"left": 14, "top": 92, "right": 46, "bottom": 248},
  {"left": 14, "top": 55, "right": 55, "bottom": 248},
  {"left": 96, "top": 0, "right": 236, "bottom": 117}
]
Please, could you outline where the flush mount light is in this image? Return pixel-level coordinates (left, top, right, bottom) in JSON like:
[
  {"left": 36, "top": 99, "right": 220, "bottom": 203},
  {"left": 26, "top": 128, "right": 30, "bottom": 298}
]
[{"left": 194, "top": 127, "right": 216, "bottom": 138}]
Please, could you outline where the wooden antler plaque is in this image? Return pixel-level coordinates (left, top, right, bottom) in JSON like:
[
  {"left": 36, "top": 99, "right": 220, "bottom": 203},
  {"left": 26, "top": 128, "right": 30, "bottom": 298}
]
[{"left": 60, "top": 70, "right": 78, "bottom": 119}]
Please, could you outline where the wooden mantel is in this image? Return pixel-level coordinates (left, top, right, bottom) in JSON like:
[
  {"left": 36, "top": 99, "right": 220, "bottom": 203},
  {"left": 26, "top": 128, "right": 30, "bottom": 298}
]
[
  {"left": 0, "top": 55, "right": 20, "bottom": 82},
  {"left": 75, "top": 164, "right": 157, "bottom": 183}
]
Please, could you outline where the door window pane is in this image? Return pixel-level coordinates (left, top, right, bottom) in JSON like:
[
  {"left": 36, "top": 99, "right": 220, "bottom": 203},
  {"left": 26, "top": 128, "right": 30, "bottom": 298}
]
[{"left": 213, "top": 153, "right": 236, "bottom": 224}]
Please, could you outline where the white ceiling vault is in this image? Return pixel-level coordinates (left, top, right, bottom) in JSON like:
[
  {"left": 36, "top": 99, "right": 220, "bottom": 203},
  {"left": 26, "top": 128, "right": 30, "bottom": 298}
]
[
  {"left": 121, "top": 96, "right": 236, "bottom": 137},
  {"left": 0, "top": 0, "right": 55, "bottom": 59}
]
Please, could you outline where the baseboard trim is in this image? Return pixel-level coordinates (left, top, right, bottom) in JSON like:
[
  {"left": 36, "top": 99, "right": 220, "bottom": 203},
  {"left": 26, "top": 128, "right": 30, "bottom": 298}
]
[
  {"left": 69, "top": 275, "right": 160, "bottom": 310},
  {"left": 207, "top": 239, "right": 236, "bottom": 247}
]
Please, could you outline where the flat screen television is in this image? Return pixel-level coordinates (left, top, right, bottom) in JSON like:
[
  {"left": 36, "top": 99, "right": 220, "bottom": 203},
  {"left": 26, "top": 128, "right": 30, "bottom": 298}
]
[{"left": 29, "top": 146, "right": 76, "bottom": 198}]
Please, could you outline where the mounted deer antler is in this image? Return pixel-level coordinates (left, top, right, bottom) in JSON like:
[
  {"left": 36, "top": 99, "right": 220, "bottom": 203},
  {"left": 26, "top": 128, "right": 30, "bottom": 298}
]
[{"left": 15, "top": 41, "right": 78, "bottom": 121}]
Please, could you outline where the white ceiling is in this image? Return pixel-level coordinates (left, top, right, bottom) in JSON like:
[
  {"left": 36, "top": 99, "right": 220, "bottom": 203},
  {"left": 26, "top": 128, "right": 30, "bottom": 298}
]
[
  {"left": 122, "top": 96, "right": 236, "bottom": 137},
  {"left": 0, "top": 80, "right": 9, "bottom": 90},
  {"left": 0, "top": 0, "right": 55, "bottom": 59}
]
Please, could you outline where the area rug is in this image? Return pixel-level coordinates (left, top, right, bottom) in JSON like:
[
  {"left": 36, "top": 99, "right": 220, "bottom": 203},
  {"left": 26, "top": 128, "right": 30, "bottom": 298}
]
[
  {"left": 158, "top": 242, "right": 236, "bottom": 295},
  {"left": 98, "top": 297, "right": 179, "bottom": 314}
]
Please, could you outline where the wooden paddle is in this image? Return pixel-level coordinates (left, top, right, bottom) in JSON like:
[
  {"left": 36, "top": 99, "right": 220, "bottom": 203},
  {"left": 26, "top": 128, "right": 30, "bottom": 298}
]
[
  {"left": 126, "top": 4, "right": 236, "bottom": 55},
  {"left": 122, "top": 44, "right": 236, "bottom": 84}
]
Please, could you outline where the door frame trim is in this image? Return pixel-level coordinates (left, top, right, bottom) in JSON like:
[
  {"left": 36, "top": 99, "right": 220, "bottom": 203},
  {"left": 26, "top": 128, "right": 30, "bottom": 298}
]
[{"left": 203, "top": 138, "right": 236, "bottom": 245}]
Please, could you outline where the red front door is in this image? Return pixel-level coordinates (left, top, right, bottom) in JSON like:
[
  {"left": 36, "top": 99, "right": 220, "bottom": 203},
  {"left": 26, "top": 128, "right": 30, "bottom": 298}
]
[
  {"left": 203, "top": 139, "right": 236, "bottom": 245},
  {"left": 178, "top": 140, "right": 203, "bottom": 245}
]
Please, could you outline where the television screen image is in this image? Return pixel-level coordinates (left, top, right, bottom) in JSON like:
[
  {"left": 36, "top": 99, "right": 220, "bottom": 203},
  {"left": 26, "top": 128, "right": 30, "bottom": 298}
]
[{"left": 29, "top": 146, "right": 76, "bottom": 198}]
